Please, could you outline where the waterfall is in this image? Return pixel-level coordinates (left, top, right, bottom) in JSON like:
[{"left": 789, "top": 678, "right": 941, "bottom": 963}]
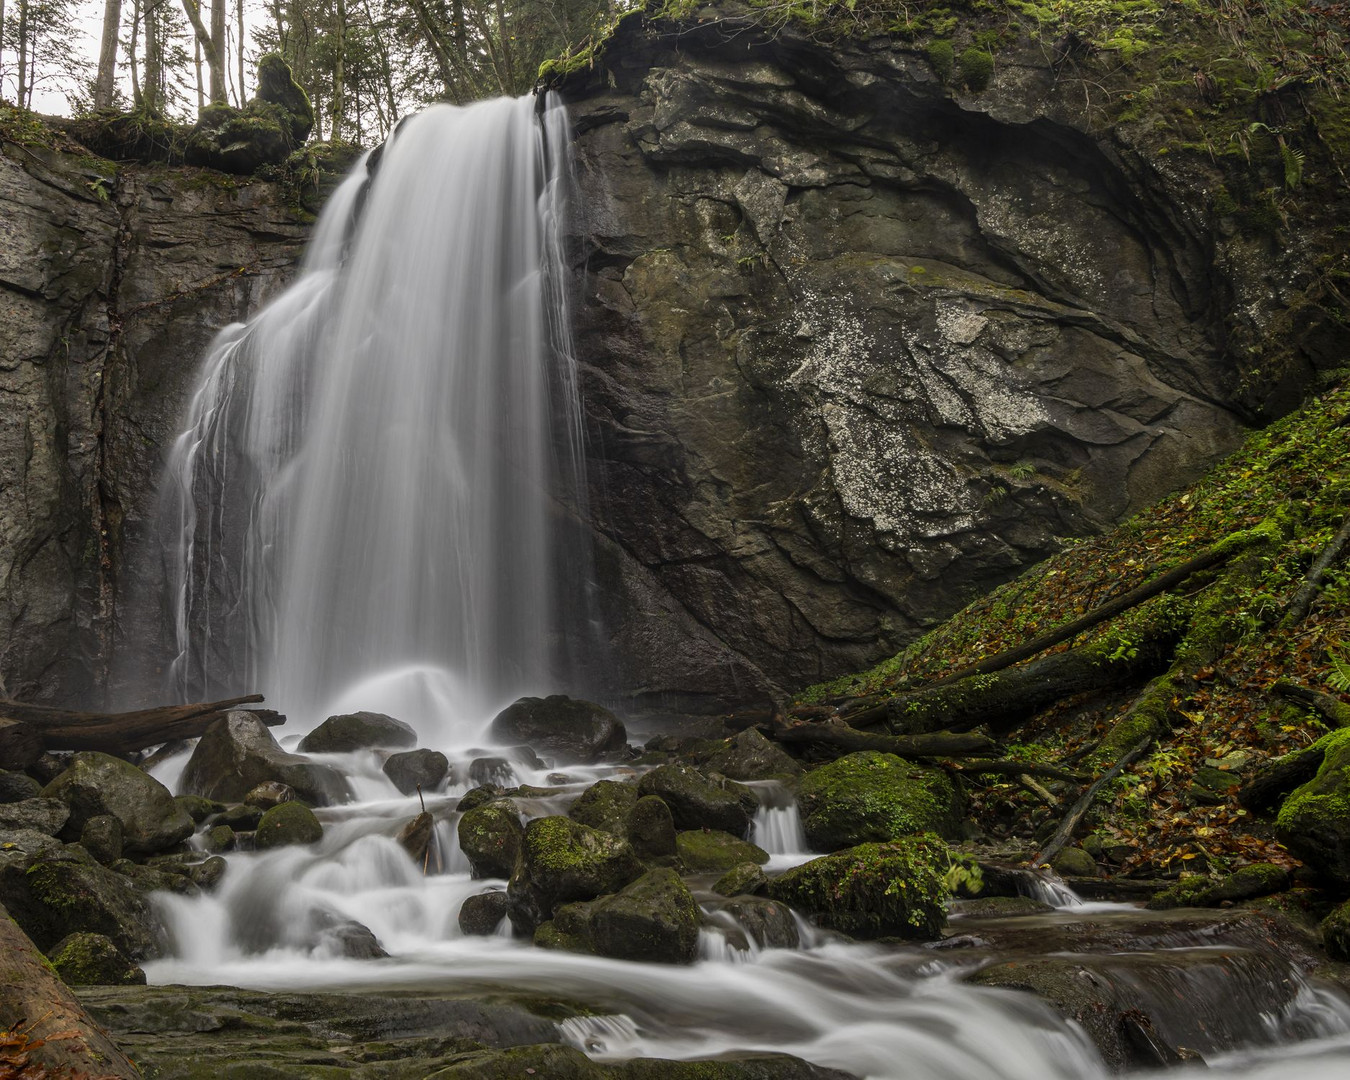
[{"left": 156, "top": 95, "right": 588, "bottom": 741}]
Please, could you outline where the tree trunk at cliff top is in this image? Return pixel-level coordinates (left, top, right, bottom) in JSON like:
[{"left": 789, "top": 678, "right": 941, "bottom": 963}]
[
  {"left": 0, "top": 901, "right": 142, "bottom": 1079},
  {"left": 0, "top": 694, "right": 269, "bottom": 756}
]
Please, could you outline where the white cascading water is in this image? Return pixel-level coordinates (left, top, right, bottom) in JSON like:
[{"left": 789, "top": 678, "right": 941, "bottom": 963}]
[
  {"left": 159, "top": 94, "right": 585, "bottom": 741},
  {"left": 142, "top": 94, "right": 1350, "bottom": 1080}
]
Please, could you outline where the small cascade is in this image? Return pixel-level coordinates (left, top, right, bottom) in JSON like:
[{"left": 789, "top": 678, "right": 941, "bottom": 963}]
[{"left": 746, "top": 780, "right": 811, "bottom": 869}]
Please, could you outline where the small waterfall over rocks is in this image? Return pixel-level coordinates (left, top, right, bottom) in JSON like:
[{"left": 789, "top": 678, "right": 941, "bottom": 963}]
[{"left": 157, "top": 94, "right": 587, "bottom": 741}]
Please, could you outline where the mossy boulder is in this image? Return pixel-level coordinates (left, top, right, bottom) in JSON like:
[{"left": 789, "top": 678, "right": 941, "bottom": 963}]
[
  {"left": 797, "top": 752, "right": 962, "bottom": 851},
  {"left": 458, "top": 801, "right": 524, "bottom": 879},
  {"left": 568, "top": 779, "right": 638, "bottom": 836},
  {"left": 506, "top": 815, "right": 644, "bottom": 934},
  {"left": 459, "top": 890, "right": 508, "bottom": 935},
  {"left": 254, "top": 801, "right": 323, "bottom": 849},
  {"left": 628, "top": 795, "right": 677, "bottom": 859},
  {"left": 720, "top": 896, "right": 799, "bottom": 950},
  {"left": 1276, "top": 729, "right": 1350, "bottom": 889},
  {"left": 48, "top": 931, "right": 146, "bottom": 986},
  {"left": 1322, "top": 898, "right": 1350, "bottom": 961},
  {"left": 767, "top": 835, "right": 953, "bottom": 940},
  {"left": 0, "top": 769, "right": 41, "bottom": 803},
  {"left": 1145, "top": 864, "right": 1290, "bottom": 910},
  {"left": 457, "top": 784, "right": 504, "bottom": 813},
  {"left": 1051, "top": 846, "right": 1098, "bottom": 879},
  {"left": 186, "top": 102, "right": 294, "bottom": 174},
  {"left": 712, "top": 862, "right": 767, "bottom": 897},
  {"left": 636, "top": 764, "right": 758, "bottom": 836},
  {"left": 697, "top": 728, "right": 802, "bottom": 780},
  {"left": 675, "top": 829, "right": 769, "bottom": 873},
  {"left": 0, "top": 796, "right": 69, "bottom": 835},
  {"left": 254, "top": 52, "right": 314, "bottom": 141},
  {"left": 547, "top": 868, "right": 701, "bottom": 964},
  {"left": 181, "top": 711, "right": 354, "bottom": 806},
  {"left": 298, "top": 711, "right": 417, "bottom": 753},
  {"left": 488, "top": 695, "right": 628, "bottom": 764},
  {"left": 383, "top": 748, "right": 449, "bottom": 795},
  {"left": 41, "top": 751, "right": 193, "bottom": 856},
  {"left": 80, "top": 814, "right": 123, "bottom": 866},
  {"left": 175, "top": 794, "right": 226, "bottom": 823}
]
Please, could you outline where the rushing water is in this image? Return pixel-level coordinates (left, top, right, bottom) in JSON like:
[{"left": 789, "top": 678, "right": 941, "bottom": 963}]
[
  {"left": 144, "top": 95, "right": 1350, "bottom": 1079},
  {"left": 157, "top": 94, "right": 586, "bottom": 741}
]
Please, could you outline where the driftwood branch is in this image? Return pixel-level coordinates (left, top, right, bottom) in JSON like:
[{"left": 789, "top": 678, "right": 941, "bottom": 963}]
[
  {"left": 1283, "top": 515, "right": 1350, "bottom": 627},
  {"left": 1272, "top": 680, "right": 1350, "bottom": 729},
  {"left": 0, "top": 695, "right": 270, "bottom": 759},
  {"left": 941, "top": 759, "right": 1090, "bottom": 783},
  {"left": 0, "top": 900, "right": 142, "bottom": 1078},
  {"left": 1032, "top": 735, "right": 1153, "bottom": 867}
]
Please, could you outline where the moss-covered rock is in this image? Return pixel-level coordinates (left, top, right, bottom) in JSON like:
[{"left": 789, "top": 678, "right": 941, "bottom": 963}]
[
  {"left": 254, "top": 801, "right": 323, "bottom": 850},
  {"left": 80, "top": 813, "right": 123, "bottom": 866},
  {"left": 488, "top": 695, "right": 628, "bottom": 764},
  {"left": 298, "top": 711, "right": 417, "bottom": 753},
  {"left": 458, "top": 801, "right": 524, "bottom": 879},
  {"left": 459, "top": 890, "right": 509, "bottom": 935},
  {"left": 0, "top": 769, "right": 41, "bottom": 803},
  {"left": 254, "top": 52, "right": 314, "bottom": 142},
  {"left": 205, "top": 824, "right": 236, "bottom": 853},
  {"left": 175, "top": 794, "right": 226, "bottom": 823},
  {"left": 457, "top": 784, "right": 505, "bottom": 813},
  {"left": 1146, "top": 864, "right": 1290, "bottom": 910},
  {"left": 720, "top": 896, "right": 798, "bottom": 950},
  {"left": 587, "top": 867, "right": 701, "bottom": 964},
  {"left": 767, "top": 835, "right": 953, "bottom": 940},
  {"left": 384, "top": 748, "right": 450, "bottom": 796},
  {"left": 181, "top": 711, "right": 353, "bottom": 806},
  {"left": 507, "top": 816, "right": 644, "bottom": 934},
  {"left": 569, "top": 779, "right": 638, "bottom": 836},
  {"left": 696, "top": 728, "right": 802, "bottom": 780},
  {"left": 628, "top": 794, "right": 678, "bottom": 859},
  {"left": 1051, "top": 846, "right": 1098, "bottom": 879},
  {"left": 636, "top": 764, "right": 758, "bottom": 836},
  {"left": 712, "top": 861, "right": 768, "bottom": 897},
  {"left": 675, "top": 829, "right": 769, "bottom": 873},
  {"left": 797, "top": 752, "right": 961, "bottom": 851},
  {"left": 48, "top": 931, "right": 146, "bottom": 986},
  {"left": 1322, "top": 898, "right": 1350, "bottom": 961},
  {"left": 1276, "top": 728, "right": 1350, "bottom": 889},
  {"left": 42, "top": 751, "right": 193, "bottom": 856},
  {"left": 424, "top": 1043, "right": 605, "bottom": 1079}
]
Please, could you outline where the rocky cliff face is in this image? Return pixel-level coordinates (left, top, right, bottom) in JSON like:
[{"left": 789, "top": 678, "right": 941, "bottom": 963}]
[
  {"left": 0, "top": 133, "right": 305, "bottom": 703},
  {"left": 559, "top": 10, "right": 1349, "bottom": 714}
]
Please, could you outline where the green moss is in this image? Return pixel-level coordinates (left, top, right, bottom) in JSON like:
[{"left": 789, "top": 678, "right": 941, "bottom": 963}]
[
  {"left": 1146, "top": 863, "right": 1289, "bottom": 909},
  {"left": 798, "top": 752, "right": 961, "bottom": 851},
  {"left": 958, "top": 47, "right": 995, "bottom": 91},
  {"left": 674, "top": 829, "right": 768, "bottom": 872},
  {"left": 48, "top": 932, "right": 145, "bottom": 986},
  {"left": 767, "top": 835, "right": 953, "bottom": 939},
  {"left": 927, "top": 40, "right": 955, "bottom": 83},
  {"left": 254, "top": 801, "right": 322, "bottom": 849}
]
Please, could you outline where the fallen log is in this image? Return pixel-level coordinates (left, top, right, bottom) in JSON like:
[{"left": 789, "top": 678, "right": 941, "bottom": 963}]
[
  {"left": 1238, "top": 744, "right": 1327, "bottom": 814},
  {"left": 770, "top": 718, "right": 999, "bottom": 759},
  {"left": 0, "top": 900, "right": 141, "bottom": 1079},
  {"left": 1282, "top": 514, "right": 1350, "bottom": 628},
  {"left": 940, "top": 759, "right": 1090, "bottom": 783},
  {"left": 0, "top": 695, "right": 272, "bottom": 757},
  {"left": 1272, "top": 680, "right": 1350, "bottom": 728}
]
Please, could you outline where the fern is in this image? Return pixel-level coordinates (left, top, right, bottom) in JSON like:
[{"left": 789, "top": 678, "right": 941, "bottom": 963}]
[
  {"left": 1328, "top": 647, "right": 1350, "bottom": 693},
  {"left": 1279, "top": 138, "right": 1306, "bottom": 190}
]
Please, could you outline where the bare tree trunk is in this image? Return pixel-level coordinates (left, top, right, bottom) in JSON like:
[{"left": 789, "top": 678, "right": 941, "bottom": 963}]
[
  {"left": 0, "top": 0, "right": 6, "bottom": 104},
  {"left": 195, "top": 32, "right": 203, "bottom": 108},
  {"left": 128, "top": 0, "right": 143, "bottom": 106},
  {"left": 16, "top": 0, "right": 29, "bottom": 109},
  {"left": 235, "top": 0, "right": 245, "bottom": 102},
  {"left": 94, "top": 0, "right": 123, "bottom": 108},
  {"left": 210, "top": 0, "right": 226, "bottom": 100},
  {"left": 331, "top": 0, "right": 345, "bottom": 140},
  {"left": 180, "top": 0, "right": 226, "bottom": 103},
  {"left": 144, "top": 0, "right": 162, "bottom": 112}
]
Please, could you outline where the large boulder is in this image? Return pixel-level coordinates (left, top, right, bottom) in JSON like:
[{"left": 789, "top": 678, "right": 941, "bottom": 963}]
[
  {"left": 41, "top": 751, "right": 193, "bottom": 856},
  {"left": 181, "top": 711, "right": 354, "bottom": 806},
  {"left": 675, "top": 829, "right": 768, "bottom": 873},
  {"left": 47, "top": 931, "right": 146, "bottom": 986},
  {"left": 0, "top": 797, "right": 69, "bottom": 836},
  {"left": 720, "top": 896, "right": 799, "bottom": 950},
  {"left": 697, "top": 728, "right": 803, "bottom": 780},
  {"left": 797, "top": 752, "right": 962, "bottom": 851},
  {"left": 636, "top": 764, "right": 758, "bottom": 836},
  {"left": 0, "top": 769, "right": 41, "bottom": 803},
  {"left": 383, "top": 748, "right": 449, "bottom": 795},
  {"left": 297, "top": 711, "right": 417, "bottom": 753},
  {"left": 568, "top": 781, "right": 677, "bottom": 859},
  {"left": 0, "top": 846, "right": 162, "bottom": 958},
  {"left": 254, "top": 51, "right": 315, "bottom": 142},
  {"left": 459, "top": 801, "right": 524, "bottom": 879},
  {"left": 506, "top": 816, "right": 644, "bottom": 934},
  {"left": 767, "top": 836, "right": 953, "bottom": 940},
  {"left": 628, "top": 795, "right": 677, "bottom": 859},
  {"left": 488, "top": 696, "right": 627, "bottom": 764},
  {"left": 587, "top": 868, "right": 701, "bottom": 964},
  {"left": 1277, "top": 729, "right": 1350, "bottom": 888},
  {"left": 459, "top": 890, "right": 509, "bottom": 936}
]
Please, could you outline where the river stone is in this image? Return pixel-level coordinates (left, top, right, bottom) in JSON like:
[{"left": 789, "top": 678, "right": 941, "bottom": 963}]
[
  {"left": 217, "top": 803, "right": 263, "bottom": 830},
  {"left": 244, "top": 780, "right": 295, "bottom": 808},
  {"left": 568, "top": 779, "right": 638, "bottom": 836},
  {"left": 190, "top": 855, "right": 228, "bottom": 891},
  {"left": 318, "top": 917, "right": 389, "bottom": 960},
  {"left": 616, "top": 1056, "right": 857, "bottom": 1079},
  {"left": 205, "top": 824, "right": 235, "bottom": 853},
  {"left": 458, "top": 784, "right": 506, "bottom": 813},
  {"left": 698, "top": 728, "right": 803, "bottom": 780},
  {"left": 1052, "top": 846, "right": 1098, "bottom": 878},
  {"left": 0, "top": 846, "right": 162, "bottom": 957},
  {"left": 629, "top": 794, "right": 677, "bottom": 859},
  {"left": 797, "top": 751, "right": 962, "bottom": 851},
  {"left": 506, "top": 815, "right": 644, "bottom": 934},
  {"left": 254, "top": 801, "right": 323, "bottom": 849},
  {"left": 675, "top": 829, "right": 769, "bottom": 873},
  {"left": 721, "top": 896, "right": 799, "bottom": 950},
  {"left": 487, "top": 695, "right": 628, "bottom": 764},
  {"left": 768, "top": 837, "right": 952, "bottom": 940},
  {"left": 459, "top": 801, "right": 524, "bottom": 879},
  {"left": 40, "top": 751, "right": 193, "bottom": 856},
  {"left": 459, "top": 890, "right": 509, "bottom": 935},
  {"left": 1146, "top": 864, "right": 1290, "bottom": 910},
  {"left": 181, "top": 711, "right": 355, "bottom": 806},
  {"left": 48, "top": 931, "right": 146, "bottom": 986},
  {"left": 0, "top": 769, "right": 41, "bottom": 803},
  {"left": 297, "top": 710, "right": 418, "bottom": 753},
  {"left": 636, "top": 764, "right": 758, "bottom": 836},
  {"left": 80, "top": 814, "right": 124, "bottom": 866},
  {"left": 1276, "top": 729, "right": 1350, "bottom": 889},
  {"left": 712, "top": 862, "right": 768, "bottom": 898},
  {"left": 383, "top": 748, "right": 449, "bottom": 795},
  {"left": 469, "top": 756, "right": 516, "bottom": 787},
  {"left": 175, "top": 794, "right": 226, "bottom": 822},
  {"left": 0, "top": 796, "right": 69, "bottom": 836},
  {"left": 587, "top": 867, "right": 701, "bottom": 964}
]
